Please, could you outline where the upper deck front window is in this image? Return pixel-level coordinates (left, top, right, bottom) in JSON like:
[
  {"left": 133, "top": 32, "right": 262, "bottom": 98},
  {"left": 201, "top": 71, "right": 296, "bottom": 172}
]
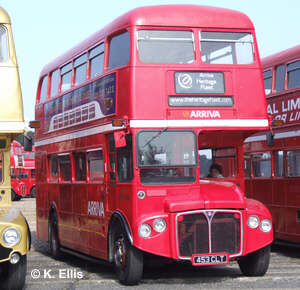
[
  {"left": 137, "top": 30, "right": 195, "bottom": 64},
  {"left": 200, "top": 32, "right": 254, "bottom": 65},
  {"left": 137, "top": 130, "right": 197, "bottom": 184},
  {"left": 0, "top": 25, "right": 8, "bottom": 62}
]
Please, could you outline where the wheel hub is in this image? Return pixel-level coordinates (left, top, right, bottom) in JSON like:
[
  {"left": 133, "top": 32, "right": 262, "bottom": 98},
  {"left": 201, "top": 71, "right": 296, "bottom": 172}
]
[{"left": 114, "top": 238, "right": 126, "bottom": 268}]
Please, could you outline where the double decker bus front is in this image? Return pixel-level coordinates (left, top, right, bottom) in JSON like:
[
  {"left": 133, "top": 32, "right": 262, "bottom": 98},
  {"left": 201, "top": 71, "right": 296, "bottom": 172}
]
[{"left": 125, "top": 18, "right": 272, "bottom": 273}]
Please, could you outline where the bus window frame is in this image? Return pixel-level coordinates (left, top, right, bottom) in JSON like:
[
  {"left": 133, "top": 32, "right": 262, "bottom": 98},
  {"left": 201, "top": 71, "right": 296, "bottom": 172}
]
[
  {"left": 0, "top": 25, "right": 9, "bottom": 63},
  {"left": 38, "top": 74, "right": 49, "bottom": 103},
  {"left": 199, "top": 29, "right": 255, "bottom": 65},
  {"left": 251, "top": 151, "right": 272, "bottom": 179},
  {"left": 136, "top": 28, "right": 196, "bottom": 64},
  {"left": 287, "top": 59, "right": 300, "bottom": 90},
  {"left": 89, "top": 42, "right": 105, "bottom": 79},
  {"left": 86, "top": 148, "right": 105, "bottom": 183},
  {"left": 107, "top": 29, "right": 131, "bottom": 71},
  {"left": 74, "top": 53, "right": 88, "bottom": 86},
  {"left": 73, "top": 151, "right": 87, "bottom": 183},
  {"left": 60, "top": 62, "right": 73, "bottom": 93},
  {"left": 199, "top": 146, "right": 237, "bottom": 178}
]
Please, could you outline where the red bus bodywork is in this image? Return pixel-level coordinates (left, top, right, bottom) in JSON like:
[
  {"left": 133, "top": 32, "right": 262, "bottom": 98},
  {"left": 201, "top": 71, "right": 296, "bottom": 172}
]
[
  {"left": 35, "top": 5, "right": 273, "bottom": 284},
  {"left": 10, "top": 140, "right": 26, "bottom": 200},
  {"left": 245, "top": 45, "right": 300, "bottom": 244},
  {"left": 21, "top": 147, "right": 35, "bottom": 197}
]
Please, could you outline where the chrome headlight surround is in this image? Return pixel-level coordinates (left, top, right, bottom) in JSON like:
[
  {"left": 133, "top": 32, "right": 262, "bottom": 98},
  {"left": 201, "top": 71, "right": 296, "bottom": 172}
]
[
  {"left": 153, "top": 218, "right": 167, "bottom": 233},
  {"left": 138, "top": 223, "right": 152, "bottom": 238},
  {"left": 248, "top": 215, "right": 260, "bottom": 229},
  {"left": 260, "top": 219, "right": 272, "bottom": 233},
  {"left": 2, "top": 228, "right": 21, "bottom": 247}
]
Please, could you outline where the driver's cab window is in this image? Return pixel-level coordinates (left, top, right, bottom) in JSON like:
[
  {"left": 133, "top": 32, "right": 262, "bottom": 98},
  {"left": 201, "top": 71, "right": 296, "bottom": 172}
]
[
  {"left": 0, "top": 26, "right": 8, "bottom": 62},
  {"left": 199, "top": 147, "right": 236, "bottom": 178}
]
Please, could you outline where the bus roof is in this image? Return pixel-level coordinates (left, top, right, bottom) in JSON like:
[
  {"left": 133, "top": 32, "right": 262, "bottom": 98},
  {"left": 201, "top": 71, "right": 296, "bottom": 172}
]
[
  {"left": 40, "top": 5, "right": 254, "bottom": 77},
  {"left": 262, "top": 45, "right": 300, "bottom": 69},
  {"left": 0, "top": 7, "right": 11, "bottom": 24}
]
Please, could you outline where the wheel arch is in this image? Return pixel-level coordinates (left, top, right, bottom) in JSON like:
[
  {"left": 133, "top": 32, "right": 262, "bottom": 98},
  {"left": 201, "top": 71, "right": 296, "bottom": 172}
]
[{"left": 107, "top": 211, "right": 133, "bottom": 262}]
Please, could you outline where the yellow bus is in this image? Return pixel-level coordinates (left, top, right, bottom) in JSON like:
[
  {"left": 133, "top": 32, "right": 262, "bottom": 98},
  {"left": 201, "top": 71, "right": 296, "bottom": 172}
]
[{"left": 0, "top": 6, "right": 30, "bottom": 289}]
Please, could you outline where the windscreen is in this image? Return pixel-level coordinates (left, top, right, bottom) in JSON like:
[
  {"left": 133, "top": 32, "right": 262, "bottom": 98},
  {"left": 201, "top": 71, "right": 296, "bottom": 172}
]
[
  {"left": 137, "top": 130, "right": 197, "bottom": 184},
  {"left": 200, "top": 32, "right": 254, "bottom": 64},
  {"left": 137, "top": 30, "right": 194, "bottom": 64}
]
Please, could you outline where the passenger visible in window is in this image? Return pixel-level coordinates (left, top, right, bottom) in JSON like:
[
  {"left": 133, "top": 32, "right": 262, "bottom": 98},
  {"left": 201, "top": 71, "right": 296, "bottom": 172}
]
[{"left": 208, "top": 163, "right": 223, "bottom": 178}]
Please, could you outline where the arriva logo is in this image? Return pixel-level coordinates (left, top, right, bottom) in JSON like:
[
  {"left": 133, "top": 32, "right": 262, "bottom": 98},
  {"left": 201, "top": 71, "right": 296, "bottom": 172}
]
[
  {"left": 190, "top": 110, "right": 221, "bottom": 118},
  {"left": 177, "top": 73, "right": 193, "bottom": 89}
]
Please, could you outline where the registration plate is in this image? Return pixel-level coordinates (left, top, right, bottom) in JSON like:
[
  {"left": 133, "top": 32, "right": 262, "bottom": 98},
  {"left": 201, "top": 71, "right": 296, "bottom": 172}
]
[{"left": 192, "top": 253, "right": 229, "bottom": 266}]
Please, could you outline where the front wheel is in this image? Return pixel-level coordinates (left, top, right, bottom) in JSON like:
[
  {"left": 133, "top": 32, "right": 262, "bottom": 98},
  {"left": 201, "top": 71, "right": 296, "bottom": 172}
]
[
  {"left": 1, "top": 254, "right": 27, "bottom": 290},
  {"left": 238, "top": 245, "right": 270, "bottom": 276},
  {"left": 113, "top": 228, "right": 143, "bottom": 285}
]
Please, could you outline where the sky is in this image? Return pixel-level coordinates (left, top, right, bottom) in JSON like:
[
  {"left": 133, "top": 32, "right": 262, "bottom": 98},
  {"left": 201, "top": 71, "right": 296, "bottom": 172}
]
[{"left": 1, "top": 0, "right": 299, "bottom": 121}]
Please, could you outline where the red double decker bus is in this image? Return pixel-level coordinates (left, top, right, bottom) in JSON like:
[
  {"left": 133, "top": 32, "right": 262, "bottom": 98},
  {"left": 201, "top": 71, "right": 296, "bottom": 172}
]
[
  {"left": 21, "top": 146, "right": 35, "bottom": 197},
  {"left": 10, "top": 140, "right": 26, "bottom": 200},
  {"left": 245, "top": 45, "right": 300, "bottom": 245},
  {"left": 35, "top": 5, "right": 273, "bottom": 285}
]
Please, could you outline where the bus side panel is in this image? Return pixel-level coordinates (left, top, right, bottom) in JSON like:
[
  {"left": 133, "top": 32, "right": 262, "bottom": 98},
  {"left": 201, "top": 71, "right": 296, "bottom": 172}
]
[
  {"left": 35, "top": 150, "right": 48, "bottom": 241},
  {"left": 286, "top": 178, "right": 300, "bottom": 241}
]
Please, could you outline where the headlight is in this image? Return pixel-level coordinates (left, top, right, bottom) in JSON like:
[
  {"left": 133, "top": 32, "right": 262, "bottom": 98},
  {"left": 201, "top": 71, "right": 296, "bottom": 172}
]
[
  {"left": 248, "top": 215, "right": 260, "bottom": 229},
  {"left": 138, "top": 224, "right": 151, "bottom": 238},
  {"left": 153, "top": 218, "right": 167, "bottom": 233},
  {"left": 260, "top": 219, "right": 272, "bottom": 233},
  {"left": 2, "top": 228, "right": 21, "bottom": 246}
]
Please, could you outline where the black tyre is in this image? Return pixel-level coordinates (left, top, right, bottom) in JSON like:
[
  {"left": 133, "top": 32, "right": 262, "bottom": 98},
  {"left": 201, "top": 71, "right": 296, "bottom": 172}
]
[
  {"left": 113, "top": 226, "right": 143, "bottom": 285},
  {"left": 1, "top": 254, "right": 27, "bottom": 290},
  {"left": 11, "top": 189, "right": 16, "bottom": 201},
  {"left": 30, "top": 186, "right": 36, "bottom": 198},
  {"left": 238, "top": 245, "right": 270, "bottom": 276},
  {"left": 48, "top": 212, "right": 61, "bottom": 259},
  {"left": 11, "top": 189, "right": 21, "bottom": 201}
]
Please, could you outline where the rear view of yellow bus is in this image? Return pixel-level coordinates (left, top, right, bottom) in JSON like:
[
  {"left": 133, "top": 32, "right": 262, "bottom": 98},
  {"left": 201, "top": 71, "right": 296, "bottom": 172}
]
[{"left": 0, "top": 7, "right": 30, "bottom": 290}]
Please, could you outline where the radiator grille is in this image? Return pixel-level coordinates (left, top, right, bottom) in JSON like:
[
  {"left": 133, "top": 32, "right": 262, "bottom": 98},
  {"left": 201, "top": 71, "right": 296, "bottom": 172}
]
[
  {"left": 0, "top": 243, "right": 12, "bottom": 260},
  {"left": 177, "top": 211, "right": 241, "bottom": 258}
]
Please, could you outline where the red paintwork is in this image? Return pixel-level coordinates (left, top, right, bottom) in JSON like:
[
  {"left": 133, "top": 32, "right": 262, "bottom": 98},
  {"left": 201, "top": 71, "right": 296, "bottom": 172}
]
[
  {"left": 245, "top": 45, "right": 300, "bottom": 243},
  {"left": 165, "top": 181, "right": 246, "bottom": 212},
  {"left": 35, "top": 5, "right": 272, "bottom": 267},
  {"left": 10, "top": 141, "right": 26, "bottom": 198},
  {"left": 21, "top": 147, "right": 35, "bottom": 196}
]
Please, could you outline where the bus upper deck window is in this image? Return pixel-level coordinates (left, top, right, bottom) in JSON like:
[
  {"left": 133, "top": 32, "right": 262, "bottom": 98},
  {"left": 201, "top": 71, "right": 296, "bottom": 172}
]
[
  {"left": 200, "top": 31, "right": 254, "bottom": 65},
  {"left": 263, "top": 70, "right": 273, "bottom": 95},
  {"left": 137, "top": 30, "right": 194, "bottom": 64},
  {"left": 0, "top": 26, "right": 8, "bottom": 62},
  {"left": 74, "top": 53, "right": 87, "bottom": 86},
  {"left": 287, "top": 60, "right": 300, "bottom": 89},
  {"left": 275, "top": 64, "right": 285, "bottom": 92},
  {"left": 89, "top": 43, "right": 104, "bottom": 79},
  {"left": 61, "top": 62, "right": 72, "bottom": 92},
  {"left": 50, "top": 69, "right": 60, "bottom": 97},
  {"left": 108, "top": 32, "right": 130, "bottom": 70}
]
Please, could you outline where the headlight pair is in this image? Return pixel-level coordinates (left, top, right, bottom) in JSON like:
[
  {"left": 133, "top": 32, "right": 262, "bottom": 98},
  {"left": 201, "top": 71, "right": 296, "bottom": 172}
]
[
  {"left": 248, "top": 215, "right": 272, "bottom": 233},
  {"left": 138, "top": 218, "right": 167, "bottom": 238}
]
